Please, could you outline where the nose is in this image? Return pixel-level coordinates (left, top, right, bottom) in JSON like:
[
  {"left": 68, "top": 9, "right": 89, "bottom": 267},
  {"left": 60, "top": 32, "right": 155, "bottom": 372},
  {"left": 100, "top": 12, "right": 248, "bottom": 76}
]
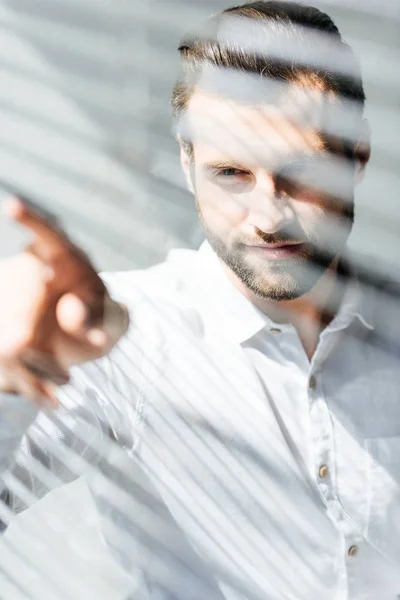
[{"left": 244, "top": 184, "right": 292, "bottom": 235}]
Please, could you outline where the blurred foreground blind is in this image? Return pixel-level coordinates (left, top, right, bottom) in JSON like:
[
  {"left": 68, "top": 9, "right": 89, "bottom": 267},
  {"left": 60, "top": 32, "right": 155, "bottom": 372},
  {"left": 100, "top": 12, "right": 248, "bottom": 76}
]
[{"left": 0, "top": 1, "right": 399, "bottom": 600}]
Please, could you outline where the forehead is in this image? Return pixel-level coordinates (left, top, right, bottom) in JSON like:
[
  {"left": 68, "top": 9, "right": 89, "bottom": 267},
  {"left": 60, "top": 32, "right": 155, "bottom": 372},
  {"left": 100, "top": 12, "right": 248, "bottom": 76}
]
[{"left": 184, "top": 88, "right": 330, "bottom": 168}]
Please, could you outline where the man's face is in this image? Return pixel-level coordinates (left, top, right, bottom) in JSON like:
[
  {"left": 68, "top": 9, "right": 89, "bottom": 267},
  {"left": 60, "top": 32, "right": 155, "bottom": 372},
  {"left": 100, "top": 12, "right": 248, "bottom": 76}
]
[{"left": 183, "top": 89, "right": 357, "bottom": 301}]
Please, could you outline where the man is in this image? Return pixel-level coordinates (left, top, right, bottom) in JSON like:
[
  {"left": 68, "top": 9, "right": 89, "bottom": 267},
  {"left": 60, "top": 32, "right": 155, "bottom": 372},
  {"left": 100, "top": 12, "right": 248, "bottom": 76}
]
[{"left": 0, "top": 2, "right": 399, "bottom": 599}]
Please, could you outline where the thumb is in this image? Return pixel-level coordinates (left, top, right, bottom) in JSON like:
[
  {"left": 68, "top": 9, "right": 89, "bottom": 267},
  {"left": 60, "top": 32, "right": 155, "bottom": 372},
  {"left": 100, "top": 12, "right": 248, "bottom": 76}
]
[
  {"left": 56, "top": 292, "right": 129, "bottom": 348},
  {"left": 56, "top": 293, "right": 89, "bottom": 337}
]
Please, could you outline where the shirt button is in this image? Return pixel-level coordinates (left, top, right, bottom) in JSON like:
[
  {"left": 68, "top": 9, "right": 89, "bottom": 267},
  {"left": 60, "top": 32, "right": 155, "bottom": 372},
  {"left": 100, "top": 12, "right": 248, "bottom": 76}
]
[
  {"left": 269, "top": 328, "right": 282, "bottom": 334},
  {"left": 348, "top": 545, "right": 358, "bottom": 557},
  {"left": 318, "top": 465, "right": 329, "bottom": 478},
  {"left": 309, "top": 375, "right": 317, "bottom": 389}
]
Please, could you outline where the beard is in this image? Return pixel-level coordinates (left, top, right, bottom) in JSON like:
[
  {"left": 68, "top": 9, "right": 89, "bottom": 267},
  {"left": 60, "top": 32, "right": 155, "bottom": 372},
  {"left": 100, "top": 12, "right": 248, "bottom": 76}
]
[{"left": 202, "top": 208, "right": 354, "bottom": 301}]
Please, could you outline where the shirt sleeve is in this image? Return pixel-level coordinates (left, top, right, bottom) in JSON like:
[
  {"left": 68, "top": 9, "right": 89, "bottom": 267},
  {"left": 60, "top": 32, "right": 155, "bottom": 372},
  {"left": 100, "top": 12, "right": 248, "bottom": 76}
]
[{"left": 0, "top": 357, "right": 122, "bottom": 530}]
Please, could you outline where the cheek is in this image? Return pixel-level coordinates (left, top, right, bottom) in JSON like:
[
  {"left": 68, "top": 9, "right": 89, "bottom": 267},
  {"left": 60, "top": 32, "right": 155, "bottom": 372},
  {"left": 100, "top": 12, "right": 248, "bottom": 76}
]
[
  {"left": 292, "top": 194, "right": 349, "bottom": 231},
  {"left": 196, "top": 181, "right": 248, "bottom": 232},
  {"left": 294, "top": 201, "right": 351, "bottom": 248},
  {"left": 291, "top": 201, "right": 323, "bottom": 231}
]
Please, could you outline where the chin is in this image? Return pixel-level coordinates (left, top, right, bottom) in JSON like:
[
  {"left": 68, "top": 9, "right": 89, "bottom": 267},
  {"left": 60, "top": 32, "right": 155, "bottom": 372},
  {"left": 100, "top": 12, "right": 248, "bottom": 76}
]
[
  {"left": 247, "top": 279, "right": 304, "bottom": 301},
  {"left": 243, "top": 260, "right": 326, "bottom": 300}
]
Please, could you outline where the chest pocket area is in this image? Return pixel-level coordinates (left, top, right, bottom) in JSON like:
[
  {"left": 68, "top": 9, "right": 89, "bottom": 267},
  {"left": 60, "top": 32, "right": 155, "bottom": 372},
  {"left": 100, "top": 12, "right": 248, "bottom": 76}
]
[{"left": 367, "top": 436, "right": 400, "bottom": 561}]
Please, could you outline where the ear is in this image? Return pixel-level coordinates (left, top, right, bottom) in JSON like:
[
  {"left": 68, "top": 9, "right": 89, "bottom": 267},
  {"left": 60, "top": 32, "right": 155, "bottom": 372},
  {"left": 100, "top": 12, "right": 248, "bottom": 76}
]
[
  {"left": 353, "top": 118, "right": 371, "bottom": 184},
  {"left": 178, "top": 137, "right": 195, "bottom": 194}
]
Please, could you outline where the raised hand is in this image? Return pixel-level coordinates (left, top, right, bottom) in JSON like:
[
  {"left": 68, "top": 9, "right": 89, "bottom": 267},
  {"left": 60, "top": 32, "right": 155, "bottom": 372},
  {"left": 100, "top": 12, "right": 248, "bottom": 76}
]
[{"left": 0, "top": 198, "right": 129, "bottom": 408}]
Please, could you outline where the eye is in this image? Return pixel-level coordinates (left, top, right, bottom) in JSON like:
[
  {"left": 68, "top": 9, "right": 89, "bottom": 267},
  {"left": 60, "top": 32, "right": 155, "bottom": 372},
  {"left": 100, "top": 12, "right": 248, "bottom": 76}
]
[
  {"left": 210, "top": 167, "right": 254, "bottom": 191},
  {"left": 219, "top": 168, "right": 242, "bottom": 177},
  {"left": 215, "top": 168, "right": 250, "bottom": 179}
]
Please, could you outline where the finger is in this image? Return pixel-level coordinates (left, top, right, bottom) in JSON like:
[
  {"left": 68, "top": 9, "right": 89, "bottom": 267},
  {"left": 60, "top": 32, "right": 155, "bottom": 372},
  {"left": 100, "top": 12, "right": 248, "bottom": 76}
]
[
  {"left": 55, "top": 273, "right": 107, "bottom": 335},
  {"left": 10, "top": 362, "right": 59, "bottom": 408},
  {"left": 55, "top": 294, "right": 88, "bottom": 336},
  {"left": 1, "top": 190, "right": 61, "bottom": 226},
  {"left": 85, "top": 297, "right": 129, "bottom": 349},
  {"left": 40, "top": 380, "right": 60, "bottom": 406},
  {"left": 2, "top": 197, "right": 71, "bottom": 258},
  {"left": 56, "top": 292, "right": 129, "bottom": 349},
  {"left": 56, "top": 290, "right": 106, "bottom": 340},
  {"left": 102, "top": 297, "right": 130, "bottom": 346},
  {"left": 19, "top": 349, "right": 70, "bottom": 386}
]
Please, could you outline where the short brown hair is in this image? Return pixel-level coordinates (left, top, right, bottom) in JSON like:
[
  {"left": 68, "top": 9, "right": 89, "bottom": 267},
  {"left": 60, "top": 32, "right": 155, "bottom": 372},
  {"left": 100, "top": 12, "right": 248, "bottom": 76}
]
[{"left": 171, "top": 1, "right": 365, "bottom": 154}]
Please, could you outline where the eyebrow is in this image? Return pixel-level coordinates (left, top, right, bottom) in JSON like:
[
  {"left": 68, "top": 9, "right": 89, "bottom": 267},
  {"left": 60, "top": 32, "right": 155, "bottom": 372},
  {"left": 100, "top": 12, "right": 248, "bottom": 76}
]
[
  {"left": 203, "top": 160, "right": 249, "bottom": 171},
  {"left": 203, "top": 150, "right": 331, "bottom": 174}
]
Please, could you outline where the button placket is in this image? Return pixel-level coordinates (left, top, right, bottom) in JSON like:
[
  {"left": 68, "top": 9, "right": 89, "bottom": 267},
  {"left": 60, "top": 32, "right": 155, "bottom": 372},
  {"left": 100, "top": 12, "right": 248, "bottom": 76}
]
[
  {"left": 347, "top": 544, "right": 359, "bottom": 557},
  {"left": 318, "top": 464, "right": 329, "bottom": 479},
  {"left": 308, "top": 371, "right": 336, "bottom": 506},
  {"left": 309, "top": 375, "right": 317, "bottom": 390},
  {"left": 308, "top": 338, "right": 368, "bottom": 597},
  {"left": 269, "top": 327, "right": 282, "bottom": 335}
]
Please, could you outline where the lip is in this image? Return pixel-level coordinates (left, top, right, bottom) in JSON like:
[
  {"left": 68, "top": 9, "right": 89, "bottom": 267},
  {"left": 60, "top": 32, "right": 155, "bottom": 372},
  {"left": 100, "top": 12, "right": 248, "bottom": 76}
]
[{"left": 245, "top": 242, "right": 305, "bottom": 259}]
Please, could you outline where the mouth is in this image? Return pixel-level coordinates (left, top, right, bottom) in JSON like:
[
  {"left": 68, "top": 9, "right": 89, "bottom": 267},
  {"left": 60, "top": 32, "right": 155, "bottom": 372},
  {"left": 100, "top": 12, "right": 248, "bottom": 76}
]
[{"left": 244, "top": 242, "right": 306, "bottom": 260}]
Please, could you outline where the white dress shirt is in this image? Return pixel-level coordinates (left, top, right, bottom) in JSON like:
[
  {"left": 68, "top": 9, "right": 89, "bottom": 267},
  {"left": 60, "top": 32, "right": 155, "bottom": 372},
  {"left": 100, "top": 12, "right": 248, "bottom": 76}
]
[{"left": 1, "top": 241, "right": 400, "bottom": 600}]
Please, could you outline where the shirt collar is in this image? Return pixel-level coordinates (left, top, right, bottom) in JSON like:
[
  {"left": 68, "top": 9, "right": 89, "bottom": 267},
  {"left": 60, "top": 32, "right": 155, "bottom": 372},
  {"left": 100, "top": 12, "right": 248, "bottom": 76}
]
[
  {"left": 327, "top": 252, "right": 375, "bottom": 333},
  {"left": 192, "top": 241, "right": 270, "bottom": 344},
  {"left": 192, "top": 241, "right": 375, "bottom": 344}
]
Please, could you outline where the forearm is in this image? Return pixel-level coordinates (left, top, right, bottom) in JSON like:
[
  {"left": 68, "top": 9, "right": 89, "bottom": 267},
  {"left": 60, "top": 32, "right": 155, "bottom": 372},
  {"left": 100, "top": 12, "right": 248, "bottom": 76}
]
[
  {"left": 0, "top": 393, "right": 38, "bottom": 529},
  {"left": 0, "top": 358, "right": 129, "bottom": 525},
  {"left": 0, "top": 393, "right": 38, "bottom": 474}
]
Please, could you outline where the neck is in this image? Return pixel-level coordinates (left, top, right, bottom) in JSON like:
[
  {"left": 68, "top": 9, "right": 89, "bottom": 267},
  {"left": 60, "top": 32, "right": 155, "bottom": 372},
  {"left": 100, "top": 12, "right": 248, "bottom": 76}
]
[{"left": 223, "top": 257, "right": 344, "bottom": 361}]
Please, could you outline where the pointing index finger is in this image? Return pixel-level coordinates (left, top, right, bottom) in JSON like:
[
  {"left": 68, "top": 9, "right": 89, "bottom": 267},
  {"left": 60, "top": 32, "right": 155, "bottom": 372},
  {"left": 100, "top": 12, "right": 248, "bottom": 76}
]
[{"left": 2, "top": 197, "right": 71, "bottom": 254}]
